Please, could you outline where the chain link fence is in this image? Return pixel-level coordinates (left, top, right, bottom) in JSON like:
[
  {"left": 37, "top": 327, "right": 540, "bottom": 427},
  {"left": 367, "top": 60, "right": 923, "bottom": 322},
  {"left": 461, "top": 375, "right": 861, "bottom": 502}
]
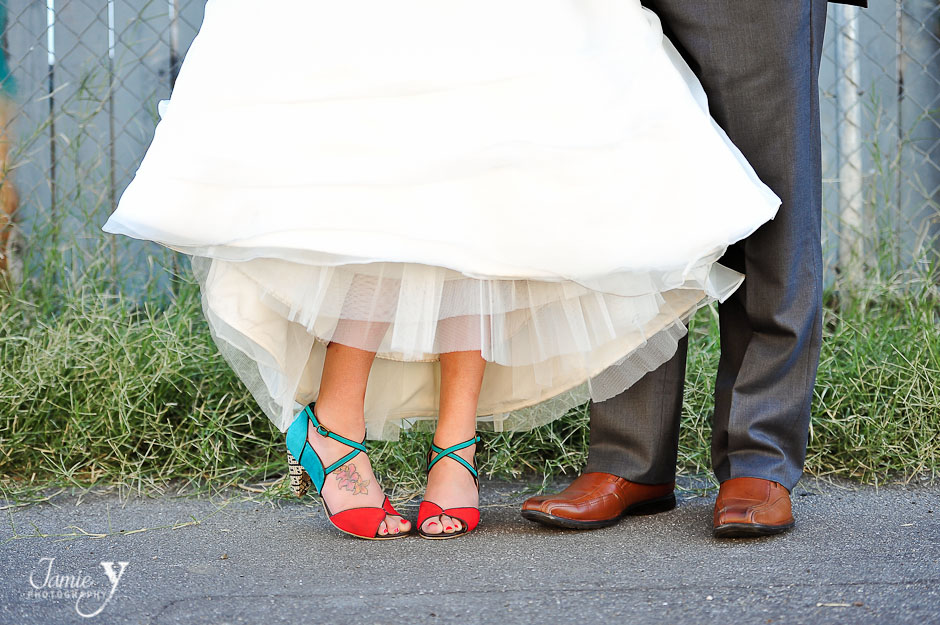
[
  {"left": 822, "top": 1, "right": 940, "bottom": 290},
  {"left": 1, "top": 1, "right": 938, "bottom": 296},
  {"left": 1, "top": 0, "right": 205, "bottom": 294}
]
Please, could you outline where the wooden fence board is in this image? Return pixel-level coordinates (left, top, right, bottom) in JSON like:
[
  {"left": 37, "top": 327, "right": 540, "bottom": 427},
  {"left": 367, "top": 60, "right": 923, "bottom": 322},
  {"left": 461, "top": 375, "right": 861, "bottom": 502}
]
[
  {"left": 856, "top": 2, "right": 902, "bottom": 264},
  {"left": 898, "top": 0, "right": 940, "bottom": 263},
  {"left": 5, "top": 0, "right": 51, "bottom": 246},
  {"left": 112, "top": 0, "right": 173, "bottom": 292},
  {"left": 52, "top": 0, "right": 112, "bottom": 277}
]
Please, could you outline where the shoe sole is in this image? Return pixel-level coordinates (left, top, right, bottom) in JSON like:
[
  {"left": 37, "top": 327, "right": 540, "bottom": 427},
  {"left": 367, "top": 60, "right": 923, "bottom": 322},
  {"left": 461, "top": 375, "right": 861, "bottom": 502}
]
[
  {"left": 417, "top": 528, "right": 471, "bottom": 540},
  {"left": 713, "top": 521, "right": 795, "bottom": 539},
  {"left": 520, "top": 492, "right": 677, "bottom": 530},
  {"left": 333, "top": 524, "right": 412, "bottom": 540}
]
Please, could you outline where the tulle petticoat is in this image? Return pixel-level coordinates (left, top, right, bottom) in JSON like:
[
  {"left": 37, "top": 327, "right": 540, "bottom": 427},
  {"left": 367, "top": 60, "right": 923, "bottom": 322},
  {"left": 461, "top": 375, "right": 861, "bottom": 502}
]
[
  {"left": 190, "top": 254, "right": 743, "bottom": 439},
  {"left": 101, "top": 0, "right": 782, "bottom": 439}
]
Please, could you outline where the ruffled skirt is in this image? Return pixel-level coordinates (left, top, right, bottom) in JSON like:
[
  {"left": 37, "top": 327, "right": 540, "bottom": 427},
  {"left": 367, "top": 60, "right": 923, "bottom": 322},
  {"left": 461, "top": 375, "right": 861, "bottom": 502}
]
[{"left": 103, "top": 0, "right": 780, "bottom": 439}]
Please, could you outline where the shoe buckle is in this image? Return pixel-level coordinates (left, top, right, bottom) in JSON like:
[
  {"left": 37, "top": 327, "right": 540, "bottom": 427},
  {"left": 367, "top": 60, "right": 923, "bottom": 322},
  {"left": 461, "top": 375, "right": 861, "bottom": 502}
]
[{"left": 315, "top": 423, "right": 331, "bottom": 437}]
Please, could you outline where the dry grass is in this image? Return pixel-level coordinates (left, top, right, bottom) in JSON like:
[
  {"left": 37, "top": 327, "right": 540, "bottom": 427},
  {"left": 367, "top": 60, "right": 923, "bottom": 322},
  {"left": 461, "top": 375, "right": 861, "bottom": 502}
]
[{"left": 1, "top": 246, "right": 937, "bottom": 503}]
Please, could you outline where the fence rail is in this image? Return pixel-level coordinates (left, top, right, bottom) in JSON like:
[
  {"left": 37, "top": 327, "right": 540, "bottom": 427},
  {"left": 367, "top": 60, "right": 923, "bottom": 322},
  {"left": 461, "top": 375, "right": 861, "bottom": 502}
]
[{"left": 1, "top": 1, "right": 938, "bottom": 296}]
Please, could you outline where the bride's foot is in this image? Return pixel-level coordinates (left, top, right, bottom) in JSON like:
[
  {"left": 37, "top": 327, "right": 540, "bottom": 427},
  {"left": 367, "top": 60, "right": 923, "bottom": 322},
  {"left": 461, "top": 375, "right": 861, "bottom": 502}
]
[
  {"left": 419, "top": 439, "right": 479, "bottom": 536},
  {"left": 307, "top": 407, "right": 411, "bottom": 537}
]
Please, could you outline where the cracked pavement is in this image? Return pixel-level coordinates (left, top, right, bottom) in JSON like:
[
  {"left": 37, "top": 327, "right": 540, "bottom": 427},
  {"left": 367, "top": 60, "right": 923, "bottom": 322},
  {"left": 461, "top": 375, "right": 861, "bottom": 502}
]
[{"left": 2, "top": 478, "right": 938, "bottom": 624}]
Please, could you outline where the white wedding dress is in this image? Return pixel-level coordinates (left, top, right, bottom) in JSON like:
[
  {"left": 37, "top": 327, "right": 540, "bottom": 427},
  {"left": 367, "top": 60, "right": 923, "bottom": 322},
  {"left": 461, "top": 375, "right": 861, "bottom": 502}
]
[{"left": 103, "top": 0, "right": 780, "bottom": 440}]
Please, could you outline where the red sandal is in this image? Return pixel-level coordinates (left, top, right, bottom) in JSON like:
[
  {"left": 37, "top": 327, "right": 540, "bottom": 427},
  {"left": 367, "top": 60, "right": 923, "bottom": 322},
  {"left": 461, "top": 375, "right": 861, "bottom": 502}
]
[
  {"left": 285, "top": 404, "right": 410, "bottom": 540},
  {"left": 417, "top": 435, "right": 482, "bottom": 540}
]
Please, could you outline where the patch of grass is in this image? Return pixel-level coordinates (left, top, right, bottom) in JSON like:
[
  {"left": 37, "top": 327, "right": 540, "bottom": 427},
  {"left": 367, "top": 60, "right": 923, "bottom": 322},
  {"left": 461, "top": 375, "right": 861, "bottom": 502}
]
[
  {"left": 678, "top": 282, "right": 940, "bottom": 485},
  {"left": 0, "top": 278, "right": 277, "bottom": 493},
  {"left": 0, "top": 246, "right": 938, "bottom": 503},
  {"left": 810, "top": 286, "right": 940, "bottom": 483}
]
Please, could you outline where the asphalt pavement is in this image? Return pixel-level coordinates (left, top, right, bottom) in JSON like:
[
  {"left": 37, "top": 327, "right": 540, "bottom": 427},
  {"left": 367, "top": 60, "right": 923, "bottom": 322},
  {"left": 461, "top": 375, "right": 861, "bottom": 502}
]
[{"left": 2, "top": 477, "right": 938, "bottom": 625}]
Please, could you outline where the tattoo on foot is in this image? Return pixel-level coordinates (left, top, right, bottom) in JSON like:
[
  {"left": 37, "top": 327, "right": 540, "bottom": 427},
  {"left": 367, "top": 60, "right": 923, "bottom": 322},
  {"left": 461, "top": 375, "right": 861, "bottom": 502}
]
[{"left": 335, "top": 463, "right": 370, "bottom": 495}]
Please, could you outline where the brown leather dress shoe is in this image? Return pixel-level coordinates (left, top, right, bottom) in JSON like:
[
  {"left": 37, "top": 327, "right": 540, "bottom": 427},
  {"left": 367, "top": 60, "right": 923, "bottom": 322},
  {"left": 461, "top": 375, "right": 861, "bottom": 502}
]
[
  {"left": 713, "top": 477, "right": 795, "bottom": 538},
  {"left": 521, "top": 472, "right": 676, "bottom": 529}
]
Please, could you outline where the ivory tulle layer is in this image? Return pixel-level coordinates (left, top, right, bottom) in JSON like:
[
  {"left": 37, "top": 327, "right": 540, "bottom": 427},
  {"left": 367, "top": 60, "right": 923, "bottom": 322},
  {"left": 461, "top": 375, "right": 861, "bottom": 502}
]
[{"left": 102, "top": 0, "right": 781, "bottom": 439}]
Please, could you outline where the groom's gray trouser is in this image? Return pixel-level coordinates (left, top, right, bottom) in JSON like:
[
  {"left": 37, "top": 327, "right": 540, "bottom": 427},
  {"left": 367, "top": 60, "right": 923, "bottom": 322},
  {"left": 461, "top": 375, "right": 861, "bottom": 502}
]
[{"left": 586, "top": 0, "right": 828, "bottom": 491}]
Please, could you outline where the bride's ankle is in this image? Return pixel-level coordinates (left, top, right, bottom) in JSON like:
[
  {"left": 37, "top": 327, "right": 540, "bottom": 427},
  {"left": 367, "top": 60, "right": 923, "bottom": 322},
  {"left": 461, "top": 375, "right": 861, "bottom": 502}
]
[
  {"left": 309, "top": 403, "right": 366, "bottom": 442},
  {"left": 430, "top": 432, "right": 479, "bottom": 463}
]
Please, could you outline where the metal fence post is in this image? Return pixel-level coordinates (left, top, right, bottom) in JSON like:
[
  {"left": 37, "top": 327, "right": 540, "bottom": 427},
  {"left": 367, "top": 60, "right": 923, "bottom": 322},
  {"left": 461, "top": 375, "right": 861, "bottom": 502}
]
[{"left": 834, "top": 3, "right": 865, "bottom": 290}]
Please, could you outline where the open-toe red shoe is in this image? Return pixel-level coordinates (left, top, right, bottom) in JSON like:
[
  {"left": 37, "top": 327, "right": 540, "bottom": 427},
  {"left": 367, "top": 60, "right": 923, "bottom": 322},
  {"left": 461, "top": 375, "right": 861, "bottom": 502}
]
[
  {"left": 285, "top": 404, "right": 410, "bottom": 540},
  {"left": 417, "top": 435, "right": 482, "bottom": 540}
]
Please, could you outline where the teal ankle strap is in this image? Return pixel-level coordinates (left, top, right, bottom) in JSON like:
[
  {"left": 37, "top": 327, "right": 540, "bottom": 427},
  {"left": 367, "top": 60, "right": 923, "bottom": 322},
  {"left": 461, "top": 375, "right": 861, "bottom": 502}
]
[
  {"left": 303, "top": 404, "right": 366, "bottom": 474},
  {"left": 428, "top": 435, "right": 481, "bottom": 480}
]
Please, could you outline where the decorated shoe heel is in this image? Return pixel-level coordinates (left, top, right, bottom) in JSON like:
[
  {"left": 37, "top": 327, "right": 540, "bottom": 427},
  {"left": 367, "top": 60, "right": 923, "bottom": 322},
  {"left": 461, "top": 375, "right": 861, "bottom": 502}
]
[
  {"left": 286, "top": 451, "right": 311, "bottom": 497},
  {"left": 285, "top": 403, "right": 410, "bottom": 540},
  {"left": 417, "top": 434, "right": 482, "bottom": 540}
]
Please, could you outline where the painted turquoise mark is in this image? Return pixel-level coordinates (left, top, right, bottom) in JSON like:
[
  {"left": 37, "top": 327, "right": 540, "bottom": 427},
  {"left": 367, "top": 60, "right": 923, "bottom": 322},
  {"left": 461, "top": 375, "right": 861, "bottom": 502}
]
[{"left": 0, "top": 3, "right": 15, "bottom": 97}]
